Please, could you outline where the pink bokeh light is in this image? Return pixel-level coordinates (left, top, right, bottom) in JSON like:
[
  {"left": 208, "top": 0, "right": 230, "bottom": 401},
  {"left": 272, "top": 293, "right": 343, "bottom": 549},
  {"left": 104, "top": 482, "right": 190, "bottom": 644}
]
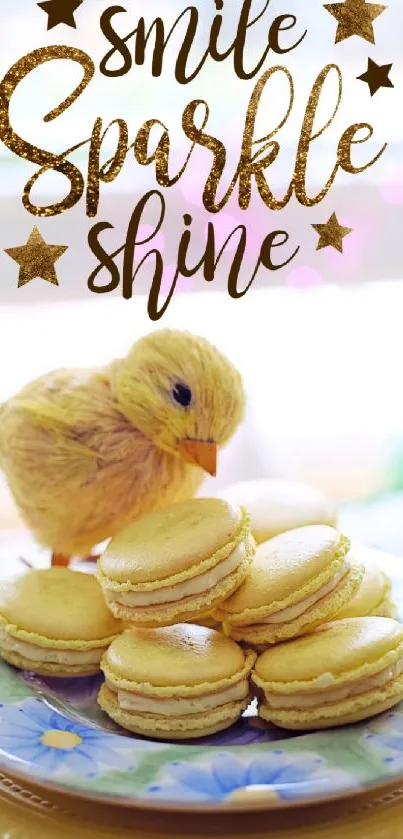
[
  {"left": 286, "top": 266, "right": 324, "bottom": 290},
  {"left": 203, "top": 210, "right": 265, "bottom": 258},
  {"left": 135, "top": 225, "right": 165, "bottom": 262},
  {"left": 160, "top": 264, "right": 193, "bottom": 296},
  {"left": 180, "top": 157, "right": 211, "bottom": 207},
  {"left": 312, "top": 212, "right": 373, "bottom": 275},
  {"left": 179, "top": 149, "right": 239, "bottom": 211},
  {"left": 379, "top": 169, "right": 403, "bottom": 206},
  {"left": 204, "top": 212, "right": 241, "bottom": 254}
]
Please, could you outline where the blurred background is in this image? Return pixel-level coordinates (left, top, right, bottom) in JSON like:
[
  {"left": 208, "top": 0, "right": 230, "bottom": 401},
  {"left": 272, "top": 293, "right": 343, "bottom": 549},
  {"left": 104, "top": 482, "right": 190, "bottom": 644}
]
[{"left": 0, "top": 0, "right": 402, "bottom": 551}]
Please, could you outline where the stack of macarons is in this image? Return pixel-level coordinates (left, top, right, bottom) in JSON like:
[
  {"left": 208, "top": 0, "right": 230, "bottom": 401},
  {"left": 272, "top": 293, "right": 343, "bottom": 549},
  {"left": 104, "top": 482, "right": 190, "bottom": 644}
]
[
  {"left": 0, "top": 480, "right": 400, "bottom": 739},
  {"left": 210, "top": 481, "right": 397, "bottom": 645}
]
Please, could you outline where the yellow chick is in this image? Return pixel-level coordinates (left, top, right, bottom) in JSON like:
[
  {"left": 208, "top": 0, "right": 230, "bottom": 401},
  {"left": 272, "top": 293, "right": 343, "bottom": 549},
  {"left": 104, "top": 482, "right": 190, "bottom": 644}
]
[{"left": 0, "top": 330, "right": 245, "bottom": 565}]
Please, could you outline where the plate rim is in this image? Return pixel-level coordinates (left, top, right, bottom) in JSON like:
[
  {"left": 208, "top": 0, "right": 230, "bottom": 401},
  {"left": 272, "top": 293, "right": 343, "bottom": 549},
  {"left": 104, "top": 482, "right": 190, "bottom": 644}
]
[
  {"left": 1, "top": 532, "right": 403, "bottom": 813},
  {"left": 2, "top": 682, "right": 399, "bottom": 814},
  {"left": 3, "top": 758, "right": 403, "bottom": 815}
]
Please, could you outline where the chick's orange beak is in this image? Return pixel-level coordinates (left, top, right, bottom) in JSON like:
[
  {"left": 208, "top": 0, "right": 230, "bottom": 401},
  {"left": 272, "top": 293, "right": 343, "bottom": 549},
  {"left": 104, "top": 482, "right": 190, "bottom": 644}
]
[{"left": 179, "top": 439, "right": 217, "bottom": 476}]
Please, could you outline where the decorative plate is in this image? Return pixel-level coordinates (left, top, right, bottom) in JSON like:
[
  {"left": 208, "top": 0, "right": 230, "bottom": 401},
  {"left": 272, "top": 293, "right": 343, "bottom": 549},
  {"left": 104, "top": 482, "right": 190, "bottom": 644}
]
[{"left": 1, "top": 527, "right": 403, "bottom": 812}]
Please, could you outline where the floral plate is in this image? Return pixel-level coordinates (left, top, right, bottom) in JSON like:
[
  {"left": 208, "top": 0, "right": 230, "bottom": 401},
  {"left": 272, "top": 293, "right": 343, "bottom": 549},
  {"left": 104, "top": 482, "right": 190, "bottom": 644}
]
[{"left": 1, "top": 531, "right": 403, "bottom": 811}]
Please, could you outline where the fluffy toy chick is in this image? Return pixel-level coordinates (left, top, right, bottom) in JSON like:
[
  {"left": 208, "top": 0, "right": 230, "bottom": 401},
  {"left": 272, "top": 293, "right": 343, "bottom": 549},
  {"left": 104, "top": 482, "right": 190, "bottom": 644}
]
[{"left": 0, "top": 330, "right": 245, "bottom": 565}]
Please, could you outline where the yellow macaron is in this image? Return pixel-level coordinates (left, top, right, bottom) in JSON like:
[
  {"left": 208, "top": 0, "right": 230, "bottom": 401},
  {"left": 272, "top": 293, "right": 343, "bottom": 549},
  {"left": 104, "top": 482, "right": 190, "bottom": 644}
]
[
  {"left": 191, "top": 616, "right": 222, "bottom": 630},
  {"left": 335, "top": 549, "right": 396, "bottom": 620},
  {"left": 215, "top": 479, "right": 337, "bottom": 544},
  {"left": 97, "top": 499, "right": 255, "bottom": 627},
  {"left": 215, "top": 525, "right": 363, "bottom": 645},
  {"left": 252, "top": 617, "right": 403, "bottom": 730},
  {"left": 98, "top": 624, "right": 256, "bottom": 739},
  {"left": 0, "top": 568, "right": 123, "bottom": 677}
]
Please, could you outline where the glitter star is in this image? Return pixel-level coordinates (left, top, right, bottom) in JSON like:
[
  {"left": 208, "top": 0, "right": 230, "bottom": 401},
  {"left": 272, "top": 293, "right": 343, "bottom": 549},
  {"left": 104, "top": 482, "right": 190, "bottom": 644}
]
[
  {"left": 37, "top": 0, "right": 83, "bottom": 30},
  {"left": 312, "top": 213, "right": 353, "bottom": 253},
  {"left": 357, "top": 58, "right": 394, "bottom": 96},
  {"left": 4, "top": 227, "right": 67, "bottom": 288},
  {"left": 324, "top": 0, "right": 387, "bottom": 44}
]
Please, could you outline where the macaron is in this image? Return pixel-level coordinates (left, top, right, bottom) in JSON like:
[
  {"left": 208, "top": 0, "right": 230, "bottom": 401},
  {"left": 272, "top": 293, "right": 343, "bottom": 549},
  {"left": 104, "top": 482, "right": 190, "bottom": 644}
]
[
  {"left": 192, "top": 616, "right": 222, "bottom": 630},
  {"left": 335, "top": 550, "right": 396, "bottom": 620},
  {"left": 97, "top": 498, "right": 255, "bottom": 627},
  {"left": 215, "top": 479, "right": 337, "bottom": 544},
  {"left": 98, "top": 624, "right": 256, "bottom": 739},
  {"left": 215, "top": 525, "right": 364, "bottom": 645},
  {"left": 252, "top": 617, "right": 403, "bottom": 729},
  {"left": 0, "top": 568, "right": 123, "bottom": 677}
]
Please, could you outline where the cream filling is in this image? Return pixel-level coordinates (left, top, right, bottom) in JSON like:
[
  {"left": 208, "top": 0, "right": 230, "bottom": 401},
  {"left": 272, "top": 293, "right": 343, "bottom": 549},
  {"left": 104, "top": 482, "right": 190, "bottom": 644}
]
[
  {"left": 263, "top": 659, "right": 403, "bottom": 709},
  {"left": 0, "top": 626, "right": 105, "bottom": 667},
  {"left": 248, "top": 563, "right": 350, "bottom": 627},
  {"left": 108, "top": 678, "right": 249, "bottom": 717},
  {"left": 107, "top": 541, "right": 247, "bottom": 609}
]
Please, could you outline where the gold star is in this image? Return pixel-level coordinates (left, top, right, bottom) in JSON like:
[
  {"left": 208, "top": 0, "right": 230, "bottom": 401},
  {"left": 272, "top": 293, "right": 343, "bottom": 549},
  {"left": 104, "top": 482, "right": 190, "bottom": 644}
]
[
  {"left": 324, "top": 0, "right": 387, "bottom": 43},
  {"left": 357, "top": 58, "right": 394, "bottom": 96},
  {"left": 4, "top": 227, "right": 67, "bottom": 288},
  {"left": 37, "top": 0, "right": 83, "bottom": 30},
  {"left": 312, "top": 213, "right": 353, "bottom": 253}
]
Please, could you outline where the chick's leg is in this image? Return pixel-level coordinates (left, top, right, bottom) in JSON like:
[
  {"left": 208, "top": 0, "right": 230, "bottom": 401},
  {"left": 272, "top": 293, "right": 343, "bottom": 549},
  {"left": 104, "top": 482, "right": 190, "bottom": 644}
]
[
  {"left": 51, "top": 553, "right": 100, "bottom": 566},
  {"left": 51, "top": 553, "right": 71, "bottom": 567}
]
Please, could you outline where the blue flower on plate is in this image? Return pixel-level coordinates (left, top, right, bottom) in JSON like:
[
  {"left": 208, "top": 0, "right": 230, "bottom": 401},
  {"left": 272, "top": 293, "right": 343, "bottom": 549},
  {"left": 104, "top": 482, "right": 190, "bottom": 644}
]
[
  {"left": 145, "top": 750, "right": 328, "bottom": 803},
  {"left": 364, "top": 709, "right": 403, "bottom": 770},
  {"left": 21, "top": 672, "right": 120, "bottom": 731},
  {"left": 0, "top": 699, "right": 136, "bottom": 778}
]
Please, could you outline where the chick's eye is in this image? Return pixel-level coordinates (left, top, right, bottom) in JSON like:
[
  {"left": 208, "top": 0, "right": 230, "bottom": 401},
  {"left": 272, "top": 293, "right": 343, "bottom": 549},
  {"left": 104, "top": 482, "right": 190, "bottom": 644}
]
[{"left": 172, "top": 383, "right": 192, "bottom": 407}]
